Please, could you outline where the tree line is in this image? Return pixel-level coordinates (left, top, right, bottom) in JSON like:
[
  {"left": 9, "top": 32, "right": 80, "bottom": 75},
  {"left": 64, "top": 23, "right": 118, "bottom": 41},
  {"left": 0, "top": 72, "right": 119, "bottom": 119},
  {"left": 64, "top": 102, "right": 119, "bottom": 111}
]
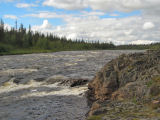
[
  {"left": 0, "top": 19, "right": 116, "bottom": 54},
  {"left": 0, "top": 19, "right": 159, "bottom": 55}
]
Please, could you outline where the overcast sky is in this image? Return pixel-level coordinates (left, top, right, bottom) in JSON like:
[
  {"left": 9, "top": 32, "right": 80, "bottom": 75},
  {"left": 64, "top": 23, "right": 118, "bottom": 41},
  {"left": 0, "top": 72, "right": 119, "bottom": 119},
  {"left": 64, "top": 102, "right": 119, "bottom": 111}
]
[{"left": 0, "top": 0, "right": 160, "bottom": 45}]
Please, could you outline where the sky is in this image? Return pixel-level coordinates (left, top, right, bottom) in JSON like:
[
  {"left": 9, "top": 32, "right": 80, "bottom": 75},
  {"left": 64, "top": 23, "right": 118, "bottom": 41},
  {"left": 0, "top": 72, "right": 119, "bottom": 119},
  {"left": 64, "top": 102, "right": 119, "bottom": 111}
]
[{"left": 0, "top": 0, "right": 160, "bottom": 45}]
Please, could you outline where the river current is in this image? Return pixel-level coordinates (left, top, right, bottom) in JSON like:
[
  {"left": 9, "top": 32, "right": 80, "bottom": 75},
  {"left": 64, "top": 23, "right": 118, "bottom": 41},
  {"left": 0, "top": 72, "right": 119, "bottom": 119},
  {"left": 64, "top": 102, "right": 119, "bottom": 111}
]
[{"left": 0, "top": 50, "right": 144, "bottom": 120}]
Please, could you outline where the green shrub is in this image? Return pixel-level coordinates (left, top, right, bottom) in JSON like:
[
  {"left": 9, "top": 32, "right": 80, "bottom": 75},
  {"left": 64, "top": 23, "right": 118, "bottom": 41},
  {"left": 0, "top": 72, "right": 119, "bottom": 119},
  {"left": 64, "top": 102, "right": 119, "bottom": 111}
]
[{"left": 0, "top": 43, "right": 12, "bottom": 52}]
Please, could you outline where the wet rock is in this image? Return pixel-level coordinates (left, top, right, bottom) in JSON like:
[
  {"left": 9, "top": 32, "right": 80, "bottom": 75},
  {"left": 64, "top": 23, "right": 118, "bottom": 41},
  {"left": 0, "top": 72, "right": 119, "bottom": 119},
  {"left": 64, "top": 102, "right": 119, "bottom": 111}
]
[
  {"left": 46, "top": 75, "right": 69, "bottom": 84},
  {"left": 60, "top": 79, "right": 89, "bottom": 87},
  {"left": 70, "top": 79, "right": 88, "bottom": 87},
  {"left": 34, "top": 77, "right": 46, "bottom": 82},
  {"left": 87, "top": 50, "right": 160, "bottom": 119},
  {"left": 13, "top": 78, "right": 21, "bottom": 84},
  {"left": 0, "top": 76, "right": 11, "bottom": 85}
]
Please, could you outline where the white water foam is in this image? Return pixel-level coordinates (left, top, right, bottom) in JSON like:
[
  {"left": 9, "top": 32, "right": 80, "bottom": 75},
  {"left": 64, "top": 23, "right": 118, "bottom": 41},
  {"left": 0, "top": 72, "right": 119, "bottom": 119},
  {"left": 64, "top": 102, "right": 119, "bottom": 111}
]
[
  {"left": 0, "top": 79, "right": 88, "bottom": 99},
  {"left": 0, "top": 69, "right": 38, "bottom": 76}
]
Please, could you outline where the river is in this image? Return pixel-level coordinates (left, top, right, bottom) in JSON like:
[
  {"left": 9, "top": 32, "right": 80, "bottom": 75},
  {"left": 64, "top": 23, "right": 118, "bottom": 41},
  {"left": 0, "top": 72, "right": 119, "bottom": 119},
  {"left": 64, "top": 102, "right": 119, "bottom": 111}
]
[{"left": 0, "top": 50, "right": 144, "bottom": 120}]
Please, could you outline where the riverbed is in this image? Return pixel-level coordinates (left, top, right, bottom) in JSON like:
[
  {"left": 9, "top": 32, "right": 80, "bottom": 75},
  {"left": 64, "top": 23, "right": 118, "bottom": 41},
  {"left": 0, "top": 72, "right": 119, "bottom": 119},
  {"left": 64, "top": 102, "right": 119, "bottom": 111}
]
[{"left": 0, "top": 50, "right": 144, "bottom": 120}]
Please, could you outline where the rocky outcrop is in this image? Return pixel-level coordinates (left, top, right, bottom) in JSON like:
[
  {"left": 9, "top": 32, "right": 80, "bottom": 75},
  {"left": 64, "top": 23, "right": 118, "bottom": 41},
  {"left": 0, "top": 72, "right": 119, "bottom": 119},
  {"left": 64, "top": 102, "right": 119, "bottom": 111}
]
[{"left": 87, "top": 50, "right": 160, "bottom": 120}]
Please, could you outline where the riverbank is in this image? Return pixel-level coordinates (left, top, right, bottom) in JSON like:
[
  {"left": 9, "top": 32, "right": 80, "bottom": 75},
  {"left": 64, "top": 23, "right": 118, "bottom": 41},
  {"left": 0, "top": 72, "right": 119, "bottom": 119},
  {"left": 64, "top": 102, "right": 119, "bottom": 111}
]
[
  {"left": 1, "top": 42, "right": 159, "bottom": 56},
  {"left": 0, "top": 48, "right": 145, "bottom": 56},
  {"left": 0, "top": 48, "right": 58, "bottom": 56},
  {"left": 87, "top": 50, "right": 160, "bottom": 120}
]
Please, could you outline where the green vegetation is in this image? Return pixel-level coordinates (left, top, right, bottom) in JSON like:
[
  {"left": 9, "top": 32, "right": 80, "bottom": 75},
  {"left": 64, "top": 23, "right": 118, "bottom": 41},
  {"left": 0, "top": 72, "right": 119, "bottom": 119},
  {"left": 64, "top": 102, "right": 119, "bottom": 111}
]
[
  {"left": 87, "top": 114, "right": 105, "bottom": 120},
  {"left": 146, "top": 80, "right": 153, "bottom": 88},
  {"left": 149, "top": 75, "right": 160, "bottom": 96},
  {"left": 152, "top": 75, "right": 160, "bottom": 83},
  {"left": 87, "top": 104, "right": 160, "bottom": 120},
  {"left": 116, "top": 43, "right": 160, "bottom": 50},
  {"left": 0, "top": 19, "right": 160, "bottom": 55},
  {"left": 146, "top": 75, "right": 160, "bottom": 88},
  {"left": 132, "top": 96, "right": 138, "bottom": 104},
  {"left": 0, "top": 19, "right": 115, "bottom": 55}
]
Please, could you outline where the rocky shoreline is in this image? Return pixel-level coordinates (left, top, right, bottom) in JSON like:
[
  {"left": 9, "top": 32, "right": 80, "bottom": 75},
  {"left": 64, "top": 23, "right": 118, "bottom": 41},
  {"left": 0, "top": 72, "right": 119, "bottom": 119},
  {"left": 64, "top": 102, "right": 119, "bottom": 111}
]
[{"left": 87, "top": 50, "right": 160, "bottom": 120}]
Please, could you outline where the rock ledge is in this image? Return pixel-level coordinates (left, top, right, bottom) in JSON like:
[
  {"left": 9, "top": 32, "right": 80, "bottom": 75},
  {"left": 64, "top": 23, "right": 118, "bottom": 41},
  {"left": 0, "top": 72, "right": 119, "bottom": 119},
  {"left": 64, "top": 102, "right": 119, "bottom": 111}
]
[{"left": 87, "top": 50, "right": 160, "bottom": 120}]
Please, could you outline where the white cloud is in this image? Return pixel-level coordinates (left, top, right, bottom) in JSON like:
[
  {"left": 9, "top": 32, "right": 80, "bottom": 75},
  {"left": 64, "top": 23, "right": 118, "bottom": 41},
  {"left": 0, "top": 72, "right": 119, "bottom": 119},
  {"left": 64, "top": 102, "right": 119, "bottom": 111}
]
[
  {"left": 31, "top": 15, "right": 160, "bottom": 45},
  {"left": 24, "top": 11, "right": 103, "bottom": 22},
  {"left": 43, "top": 0, "right": 88, "bottom": 10},
  {"left": 80, "top": 11, "right": 105, "bottom": 16},
  {"left": 42, "top": 0, "right": 160, "bottom": 16},
  {"left": 41, "top": 20, "right": 52, "bottom": 29},
  {"left": 67, "top": 33, "right": 77, "bottom": 39},
  {"left": 16, "top": 3, "right": 38, "bottom": 8},
  {"left": 25, "top": 11, "right": 71, "bottom": 19},
  {"left": 131, "top": 40, "right": 155, "bottom": 45},
  {"left": 1, "top": 0, "right": 160, "bottom": 45},
  {"left": 89, "top": 0, "right": 160, "bottom": 14},
  {"left": 110, "top": 13, "right": 119, "bottom": 17},
  {"left": 89, "top": 0, "right": 160, "bottom": 18},
  {"left": 29, "top": 0, "right": 160, "bottom": 45},
  {"left": 32, "top": 20, "right": 53, "bottom": 33},
  {"left": 3, "top": 15, "right": 17, "bottom": 20},
  {"left": 143, "top": 22, "right": 155, "bottom": 30},
  {"left": 4, "top": 24, "right": 11, "bottom": 30}
]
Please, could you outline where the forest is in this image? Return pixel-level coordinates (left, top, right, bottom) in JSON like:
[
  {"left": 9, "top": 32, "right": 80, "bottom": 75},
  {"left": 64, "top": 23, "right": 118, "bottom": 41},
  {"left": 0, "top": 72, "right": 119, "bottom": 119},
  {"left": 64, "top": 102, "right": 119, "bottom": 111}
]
[{"left": 0, "top": 19, "right": 159, "bottom": 55}]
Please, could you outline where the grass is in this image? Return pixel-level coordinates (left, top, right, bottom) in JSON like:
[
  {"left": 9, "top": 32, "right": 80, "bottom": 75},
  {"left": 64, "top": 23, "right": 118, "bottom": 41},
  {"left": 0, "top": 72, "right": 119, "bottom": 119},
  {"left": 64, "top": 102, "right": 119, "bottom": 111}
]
[
  {"left": 145, "top": 75, "right": 160, "bottom": 97},
  {"left": 87, "top": 107, "right": 160, "bottom": 120},
  {"left": 0, "top": 47, "right": 101, "bottom": 56},
  {"left": 152, "top": 75, "right": 160, "bottom": 83},
  {"left": 87, "top": 99, "right": 160, "bottom": 120},
  {"left": 146, "top": 80, "right": 153, "bottom": 87},
  {"left": 132, "top": 96, "right": 138, "bottom": 104},
  {"left": 87, "top": 114, "right": 105, "bottom": 120},
  {"left": 0, "top": 48, "right": 58, "bottom": 55},
  {"left": 146, "top": 75, "right": 160, "bottom": 88}
]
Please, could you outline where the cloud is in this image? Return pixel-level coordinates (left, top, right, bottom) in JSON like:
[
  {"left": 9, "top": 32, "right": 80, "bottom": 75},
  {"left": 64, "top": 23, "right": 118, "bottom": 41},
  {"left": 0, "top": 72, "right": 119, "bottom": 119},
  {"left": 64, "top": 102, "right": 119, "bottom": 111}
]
[
  {"left": 4, "top": 24, "right": 11, "bottom": 30},
  {"left": 32, "top": 20, "right": 53, "bottom": 32},
  {"left": 86, "top": 0, "right": 160, "bottom": 17},
  {"left": 90, "top": 0, "right": 160, "bottom": 14},
  {"left": 1, "top": 0, "right": 160, "bottom": 45},
  {"left": 31, "top": 15, "right": 160, "bottom": 45},
  {"left": 131, "top": 40, "right": 155, "bottom": 45},
  {"left": 28, "top": 0, "right": 160, "bottom": 45},
  {"left": 80, "top": 11, "right": 105, "bottom": 16},
  {"left": 16, "top": 3, "right": 38, "bottom": 8},
  {"left": 43, "top": 0, "right": 88, "bottom": 10},
  {"left": 42, "top": 0, "right": 160, "bottom": 16},
  {"left": 109, "top": 13, "right": 119, "bottom": 17},
  {"left": 25, "top": 11, "right": 70, "bottom": 19},
  {"left": 24, "top": 11, "right": 103, "bottom": 21},
  {"left": 3, "top": 15, "right": 17, "bottom": 20},
  {"left": 41, "top": 20, "right": 52, "bottom": 29},
  {"left": 143, "top": 22, "right": 155, "bottom": 30}
]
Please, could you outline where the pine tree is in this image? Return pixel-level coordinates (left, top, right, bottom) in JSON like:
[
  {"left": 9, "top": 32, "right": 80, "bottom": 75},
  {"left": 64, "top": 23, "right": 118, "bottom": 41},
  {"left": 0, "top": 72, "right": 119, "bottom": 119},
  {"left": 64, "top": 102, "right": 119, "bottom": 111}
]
[{"left": 0, "top": 19, "right": 4, "bottom": 42}]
